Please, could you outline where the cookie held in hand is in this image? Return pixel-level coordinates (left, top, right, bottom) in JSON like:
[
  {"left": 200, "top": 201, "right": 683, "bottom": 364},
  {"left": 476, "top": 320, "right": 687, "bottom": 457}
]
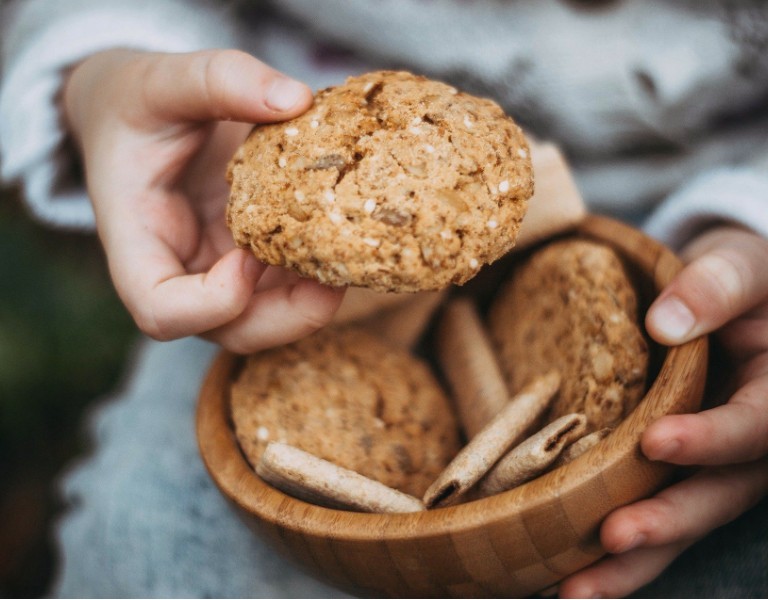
[{"left": 227, "top": 70, "right": 533, "bottom": 292}]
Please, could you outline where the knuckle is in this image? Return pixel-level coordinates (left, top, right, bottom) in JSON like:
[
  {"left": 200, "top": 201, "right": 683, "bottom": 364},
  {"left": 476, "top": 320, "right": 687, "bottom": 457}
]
[
  {"left": 295, "top": 299, "right": 337, "bottom": 332},
  {"left": 205, "top": 276, "right": 249, "bottom": 321},
  {"left": 226, "top": 340, "right": 257, "bottom": 356},
  {"left": 643, "top": 494, "right": 678, "bottom": 523},
  {"left": 132, "top": 306, "right": 174, "bottom": 342},
  {"left": 693, "top": 411, "right": 719, "bottom": 445},
  {"left": 687, "top": 251, "right": 750, "bottom": 314},
  {"left": 200, "top": 49, "right": 252, "bottom": 118},
  {"left": 634, "top": 496, "right": 679, "bottom": 536},
  {"left": 685, "top": 410, "right": 737, "bottom": 464},
  {"left": 641, "top": 495, "right": 692, "bottom": 541},
  {"left": 300, "top": 308, "right": 334, "bottom": 333},
  {"left": 731, "top": 394, "right": 768, "bottom": 460},
  {"left": 215, "top": 329, "right": 262, "bottom": 355}
]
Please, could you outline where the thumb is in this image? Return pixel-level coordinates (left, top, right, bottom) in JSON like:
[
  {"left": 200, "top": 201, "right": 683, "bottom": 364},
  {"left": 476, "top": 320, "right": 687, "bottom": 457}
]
[
  {"left": 140, "top": 49, "right": 313, "bottom": 124},
  {"left": 646, "top": 228, "right": 768, "bottom": 345}
]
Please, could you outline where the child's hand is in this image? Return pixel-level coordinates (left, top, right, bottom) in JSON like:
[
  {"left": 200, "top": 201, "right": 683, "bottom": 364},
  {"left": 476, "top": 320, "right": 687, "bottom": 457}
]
[
  {"left": 559, "top": 226, "right": 768, "bottom": 598},
  {"left": 64, "top": 49, "right": 345, "bottom": 353}
]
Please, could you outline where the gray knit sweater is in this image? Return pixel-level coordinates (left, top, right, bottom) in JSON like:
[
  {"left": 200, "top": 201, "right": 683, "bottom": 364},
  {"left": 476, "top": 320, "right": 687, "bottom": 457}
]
[{"left": 2, "top": 0, "right": 768, "bottom": 244}]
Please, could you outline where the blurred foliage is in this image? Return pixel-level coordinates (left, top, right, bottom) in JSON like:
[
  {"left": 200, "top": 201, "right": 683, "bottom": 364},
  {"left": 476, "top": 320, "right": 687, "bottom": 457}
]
[
  {"left": 0, "top": 191, "right": 136, "bottom": 461},
  {"left": 0, "top": 188, "right": 136, "bottom": 596}
]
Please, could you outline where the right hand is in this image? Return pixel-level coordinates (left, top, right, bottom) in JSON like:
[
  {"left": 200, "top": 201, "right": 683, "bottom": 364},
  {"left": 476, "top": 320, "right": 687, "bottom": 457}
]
[
  {"left": 559, "top": 226, "right": 768, "bottom": 598},
  {"left": 63, "top": 49, "right": 345, "bottom": 353}
]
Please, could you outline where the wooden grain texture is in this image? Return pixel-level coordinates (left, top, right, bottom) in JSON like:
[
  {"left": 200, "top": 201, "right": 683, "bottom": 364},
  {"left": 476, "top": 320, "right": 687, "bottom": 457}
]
[{"left": 196, "top": 215, "right": 708, "bottom": 598}]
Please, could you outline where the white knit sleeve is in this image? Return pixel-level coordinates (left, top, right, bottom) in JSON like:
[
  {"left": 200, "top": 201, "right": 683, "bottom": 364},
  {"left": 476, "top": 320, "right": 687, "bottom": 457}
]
[
  {"left": 644, "top": 165, "right": 768, "bottom": 250},
  {"left": 0, "top": 0, "right": 240, "bottom": 230}
]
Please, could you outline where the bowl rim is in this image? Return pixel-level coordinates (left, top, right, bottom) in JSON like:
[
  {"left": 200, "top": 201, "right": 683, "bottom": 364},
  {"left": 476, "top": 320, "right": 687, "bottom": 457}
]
[{"left": 196, "top": 214, "right": 708, "bottom": 542}]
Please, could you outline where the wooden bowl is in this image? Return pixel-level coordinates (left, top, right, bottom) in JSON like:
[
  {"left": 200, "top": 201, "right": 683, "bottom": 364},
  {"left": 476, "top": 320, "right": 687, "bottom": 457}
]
[{"left": 196, "top": 215, "right": 708, "bottom": 598}]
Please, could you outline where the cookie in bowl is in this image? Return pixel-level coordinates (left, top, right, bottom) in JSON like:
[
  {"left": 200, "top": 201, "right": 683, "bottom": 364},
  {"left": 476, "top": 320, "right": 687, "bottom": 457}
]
[
  {"left": 229, "top": 325, "right": 461, "bottom": 499},
  {"left": 488, "top": 238, "right": 650, "bottom": 430}
]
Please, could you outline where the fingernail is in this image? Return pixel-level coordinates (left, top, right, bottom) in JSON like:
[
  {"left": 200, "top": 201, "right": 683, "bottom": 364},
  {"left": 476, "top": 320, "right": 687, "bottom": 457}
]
[
  {"left": 616, "top": 532, "right": 646, "bottom": 553},
  {"left": 649, "top": 296, "right": 696, "bottom": 343},
  {"left": 648, "top": 437, "right": 681, "bottom": 461},
  {"left": 265, "top": 78, "right": 307, "bottom": 112}
]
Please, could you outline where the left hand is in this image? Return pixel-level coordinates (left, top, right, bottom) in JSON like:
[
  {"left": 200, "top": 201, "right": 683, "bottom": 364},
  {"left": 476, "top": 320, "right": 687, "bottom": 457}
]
[{"left": 559, "top": 225, "right": 768, "bottom": 598}]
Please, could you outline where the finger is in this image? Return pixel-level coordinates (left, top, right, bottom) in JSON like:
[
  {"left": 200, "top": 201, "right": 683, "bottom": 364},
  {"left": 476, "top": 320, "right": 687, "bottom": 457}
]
[
  {"left": 139, "top": 49, "right": 314, "bottom": 125},
  {"left": 599, "top": 460, "right": 768, "bottom": 553},
  {"left": 206, "top": 278, "right": 346, "bottom": 354},
  {"left": 646, "top": 229, "right": 768, "bottom": 345},
  {"left": 560, "top": 460, "right": 768, "bottom": 598},
  {"left": 642, "top": 370, "right": 768, "bottom": 464},
  {"left": 110, "top": 234, "right": 265, "bottom": 340},
  {"left": 558, "top": 543, "right": 687, "bottom": 598},
  {"left": 717, "top": 303, "right": 768, "bottom": 360},
  {"left": 252, "top": 265, "right": 303, "bottom": 291}
]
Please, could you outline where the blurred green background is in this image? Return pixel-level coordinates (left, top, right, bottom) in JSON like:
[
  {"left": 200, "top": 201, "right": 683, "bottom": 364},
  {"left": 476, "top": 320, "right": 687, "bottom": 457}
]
[{"left": 0, "top": 186, "right": 136, "bottom": 597}]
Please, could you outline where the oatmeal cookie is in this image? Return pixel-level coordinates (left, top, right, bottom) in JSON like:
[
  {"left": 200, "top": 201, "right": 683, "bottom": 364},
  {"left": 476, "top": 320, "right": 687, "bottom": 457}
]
[
  {"left": 230, "top": 326, "right": 461, "bottom": 497},
  {"left": 488, "top": 239, "right": 649, "bottom": 430},
  {"left": 227, "top": 70, "right": 533, "bottom": 292}
]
